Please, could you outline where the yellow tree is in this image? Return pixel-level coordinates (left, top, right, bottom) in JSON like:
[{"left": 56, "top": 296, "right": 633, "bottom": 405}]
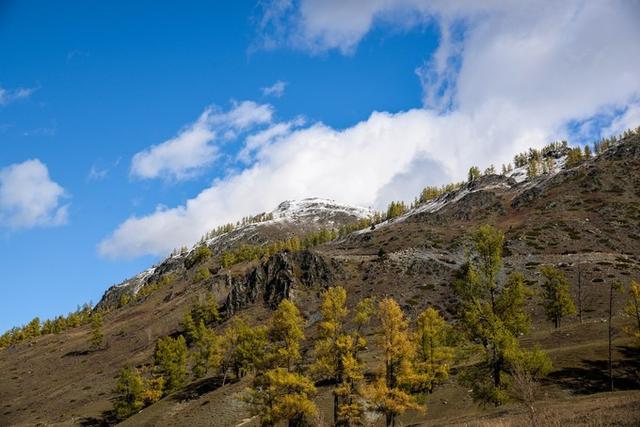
[
  {"left": 246, "top": 368, "right": 317, "bottom": 427},
  {"left": 222, "top": 317, "right": 268, "bottom": 380},
  {"left": 269, "top": 299, "right": 305, "bottom": 372},
  {"left": 90, "top": 312, "right": 104, "bottom": 350},
  {"left": 411, "top": 307, "right": 453, "bottom": 393},
  {"left": 539, "top": 265, "right": 576, "bottom": 328},
  {"left": 191, "top": 320, "right": 223, "bottom": 379},
  {"left": 247, "top": 299, "right": 318, "bottom": 427},
  {"left": 624, "top": 280, "right": 640, "bottom": 346},
  {"left": 454, "top": 226, "right": 548, "bottom": 405},
  {"left": 365, "top": 298, "right": 420, "bottom": 427},
  {"left": 312, "top": 287, "right": 374, "bottom": 426}
]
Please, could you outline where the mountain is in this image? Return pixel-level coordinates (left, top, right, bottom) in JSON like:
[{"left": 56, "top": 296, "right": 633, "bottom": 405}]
[{"left": 1, "top": 132, "right": 639, "bottom": 426}]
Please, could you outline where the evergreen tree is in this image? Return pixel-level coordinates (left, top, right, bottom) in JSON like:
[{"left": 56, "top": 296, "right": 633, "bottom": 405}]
[
  {"left": 410, "top": 307, "right": 453, "bottom": 393},
  {"left": 90, "top": 312, "right": 104, "bottom": 350},
  {"left": 623, "top": 280, "right": 640, "bottom": 346},
  {"left": 539, "top": 265, "right": 576, "bottom": 328},
  {"left": 154, "top": 335, "right": 188, "bottom": 394},
  {"left": 364, "top": 298, "right": 420, "bottom": 427}
]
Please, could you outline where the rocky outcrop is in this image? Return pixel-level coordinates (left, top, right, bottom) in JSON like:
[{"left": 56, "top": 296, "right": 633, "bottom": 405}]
[{"left": 223, "top": 250, "right": 334, "bottom": 316}]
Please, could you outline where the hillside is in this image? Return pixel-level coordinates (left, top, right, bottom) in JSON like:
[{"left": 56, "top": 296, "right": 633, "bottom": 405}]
[{"left": 1, "top": 132, "right": 639, "bottom": 426}]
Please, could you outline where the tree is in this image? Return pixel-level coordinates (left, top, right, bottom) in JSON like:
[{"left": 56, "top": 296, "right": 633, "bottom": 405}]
[
  {"left": 468, "top": 166, "right": 481, "bottom": 182},
  {"left": 312, "top": 288, "right": 374, "bottom": 426},
  {"left": 453, "top": 226, "right": 544, "bottom": 405},
  {"left": 269, "top": 299, "right": 305, "bottom": 372},
  {"left": 90, "top": 313, "right": 104, "bottom": 350},
  {"left": 246, "top": 367, "right": 317, "bottom": 427},
  {"left": 565, "top": 147, "right": 584, "bottom": 167},
  {"left": 539, "top": 266, "right": 576, "bottom": 328},
  {"left": 364, "top": 298, "right": 420, "bottom": 427},
  {"left": 584, "top": 144, "right": 593, "bottom": 159},
  {"left": 154, "top": 335, "right": 188, "bottom": 394},
  {"left": 113, "top": 366, "right": 145, "bottom": 420},
  {"left": 410, "top": 307, "right": 453, "bottom": 393},
  {"left": 223, "top": 317, "right": 268, "bottom": 380},
  {"left": 386, "top": 201, "right": 407, "bottom": 220},
  {"left": 191, "top": 320, "right": 223, "bottom": 379},
  {"left": 608, "top": 281, "right": 624, "bottom": 391},
  {"left": 247, "top": 299, "right": 318, "bottom": 427},
  {"left": 526, "top": 159, "right": 539, "bottom": 178},
  {"left": 623, "top": 280, "right": 640, "bottom": 346}
]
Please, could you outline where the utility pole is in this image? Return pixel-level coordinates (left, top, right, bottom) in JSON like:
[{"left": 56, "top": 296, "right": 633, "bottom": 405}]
[{"left": 578, "top": 269, "right": 583, "bottom": 324}]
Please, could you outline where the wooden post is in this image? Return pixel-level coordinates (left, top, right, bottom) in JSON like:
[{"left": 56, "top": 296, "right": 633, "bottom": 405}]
[
  {"left": 608, "top": 281, "right": 614, "bottom": 392},
  {"left": 578, "top": 269, "right": 583, "bottom": 324}
]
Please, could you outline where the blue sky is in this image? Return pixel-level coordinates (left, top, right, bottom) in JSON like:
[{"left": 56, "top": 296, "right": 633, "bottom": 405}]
[{"left": 1, "top": 1, "right": 639, "bottom": 332}]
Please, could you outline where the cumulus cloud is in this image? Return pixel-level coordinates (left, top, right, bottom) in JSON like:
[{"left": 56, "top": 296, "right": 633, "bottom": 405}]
[
  {"left": 0, "top": 85, "right": 36, "bottom": 106},
  {"left": 0, "top": 159, "right": 69, "bottom": 229},
  {"left": 130, "top": 101, "right": 274, "bottom": 180},
  {"left": 101, "top": 0, "right": 640, "bottom": 258},
  {"left": 262, "top": 80, "right": 287, "bottom": 98}
]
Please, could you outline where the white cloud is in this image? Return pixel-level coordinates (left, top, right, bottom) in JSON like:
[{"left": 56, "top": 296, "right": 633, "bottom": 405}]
[
  {"left": 130, "top": 101, "right": 274, "bottom": 180},
  {"left": 87, "top": 165, "right": 109, "bottom": 181},
  {"left": 101, "top": 0, "right": 640, "bottom": 258},
  {"left": 0, "top": 159, "right": 69, "bottom": 229},
  {"left": 262, "top": 80, "right": 288, "bottom": 97},
  {"left": 0, "top": 85, "right": 36, "bottom": 106}
]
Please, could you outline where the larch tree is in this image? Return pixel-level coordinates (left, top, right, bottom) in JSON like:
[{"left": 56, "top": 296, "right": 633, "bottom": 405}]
[
  {"left": 247, "top": 299, "right": 318, "bottom": 427},
  {"left": 364, "top": 297, "right": 420, "bottom": 427},
  {"left": 623, "top": 280, "right": 640, "bottom": 346},
  {"left": 268, "top": 299, "right": 305, "bottom": 372},
  {"left": 222, "top": 316, "right": 268, "bottom": 380},
  {"left": 312, "top": 287, "right": 374, "bottom": 426},
  {"left": 411, "top": 307, "right": 453, "bottom": 393},
  {"left": 539, "top": 265, "right": 576, "bottom": 328},
  {"left": 90, "top": 312, "right": 104, "bottom": 350},
  {"left": 191, "top": 319, "right": 223, "bottom": 379},
  {"left": 113, "top": 366, "right": 145, "bottom": 420},
  {"left": 453, "top": 225, "right": 549, "bottom": 405},
  {"left": 154, "top": 335, "right": 188, "bottom": 394}
]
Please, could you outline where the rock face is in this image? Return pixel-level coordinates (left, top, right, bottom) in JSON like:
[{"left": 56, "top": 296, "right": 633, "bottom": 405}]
[
  {"left": 223, "top": 250, "right": 333, "bottom": 316},
  {"left": 97, "top": 198, "right": 370, "bottom": 310}
]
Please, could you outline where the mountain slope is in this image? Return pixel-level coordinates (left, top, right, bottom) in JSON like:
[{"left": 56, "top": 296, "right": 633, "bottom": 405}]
[{"left": 1, "top": 133, "right": 639, "bottom": 426}]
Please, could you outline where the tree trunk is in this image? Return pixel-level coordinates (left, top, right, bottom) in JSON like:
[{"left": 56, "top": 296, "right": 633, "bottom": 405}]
[
  {"left": 386, "top": 413, "right": 394, "bottom": 427},
  {"left": 333, "top": 392, "right": 339, "bottom": 426}
]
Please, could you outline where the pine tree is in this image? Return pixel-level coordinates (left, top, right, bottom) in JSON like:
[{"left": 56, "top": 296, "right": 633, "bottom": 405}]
[
  {"left": 113, "top": 366, "right": 145, "bottom": 420},
  {"left": 154, "top": 335, "right": 188, "bottom": 394},
  {"left": 539, "top": 265, "right": 576, "bottom": 328},
  {"left": 623, "top": 280, "right": 640, "bottom": 346},
  {"left": 90, "top": 312, "right": 104, "bottom": 350},
  {"left": 364, "top": 298, "right": 420, "bottom": 427},
  {"left": 410, "top": 307, "right": 453, "bottom": 393}
]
